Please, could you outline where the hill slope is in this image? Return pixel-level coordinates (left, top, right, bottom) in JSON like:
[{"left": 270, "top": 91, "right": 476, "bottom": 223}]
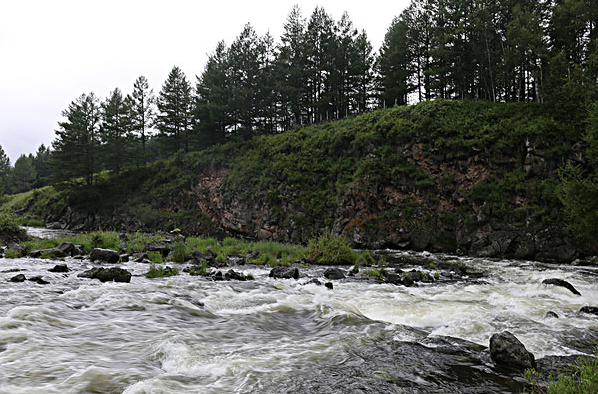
[{"left": 7, "top": 100, "right": 594, "bottom": 262}]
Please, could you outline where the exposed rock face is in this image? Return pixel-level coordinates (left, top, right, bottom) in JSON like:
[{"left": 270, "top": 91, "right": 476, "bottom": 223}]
[
  {"left": 324, "top": 268, "right": 345, "bottom": 280},
  {"left": 542, "top": 278, "right": 581, "bottom": 296},
  {"left": 489, "top": 331, "right": 536, "bottom": 371},
  {"left": 90, "top": 248, "right": 119, "bottom": 264},
  {"left": 78, "top": 267, "right": 131, "bottom": 283},
  {"left": 269, "top": 266, "right": 299, "bottom": 280}
]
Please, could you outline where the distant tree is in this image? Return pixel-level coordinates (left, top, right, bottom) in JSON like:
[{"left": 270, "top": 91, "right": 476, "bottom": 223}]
[
  {"left": 156, "top": 66, "right": 193, "bottom": 155},
  {"left": 130, "top": 75, "right": 155, "bottom": 164},
  {"left": 0, "top": 144, "right": 10, "bottom": 195},
  {"left": 11, "top": 154, "right": 36, "bottom": 194},
  {"left": 51, "top": 92, "right": 101, "bottom": 188},
  {"left": 100, "top": 88, "right": 134, "bottom": 173},
  {"left": 32, "top": 144, "right": 51, "bottom": 188}
]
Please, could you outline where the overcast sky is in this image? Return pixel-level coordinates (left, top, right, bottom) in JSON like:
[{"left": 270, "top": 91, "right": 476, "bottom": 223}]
[{"left": 0, "top": 0, "right": 409, "bottom": 164}]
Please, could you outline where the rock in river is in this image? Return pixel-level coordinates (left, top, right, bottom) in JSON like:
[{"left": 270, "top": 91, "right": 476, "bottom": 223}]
[
  {"left": 579, "top": 306, "right": 598, "bottom": 316},
  {"left": 78, "top": 267, "right": 131, "bottom": 283},
  {"left": 48, "top": 264, "right": 69, "bottom": 273},
  {"left": 542, "top": 278, "right": 581, "bottom": 296},
  {"left": 9, "top": 274, "right": 26, "bottom": 282},
  {"left": 489, "top": 331, "right": 536, "bottom": 371},
  {"left": 324, "top": 267, "right": 345, "bottom": 280},
  {"left": 90, "top": 248, "right": 120, "bottom": 264},
  {"left": 269, "top": 266, "right": 299, "bottom": 280}
]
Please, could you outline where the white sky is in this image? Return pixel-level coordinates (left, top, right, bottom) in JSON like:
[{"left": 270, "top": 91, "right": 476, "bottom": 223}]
[{"left": 0, "top": 0, "right": 409, "bottom": 164}]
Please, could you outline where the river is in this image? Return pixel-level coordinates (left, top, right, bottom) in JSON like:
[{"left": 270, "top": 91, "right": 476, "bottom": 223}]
[{"left": 1, "top": 231, "right": 597, "bottom": 393}]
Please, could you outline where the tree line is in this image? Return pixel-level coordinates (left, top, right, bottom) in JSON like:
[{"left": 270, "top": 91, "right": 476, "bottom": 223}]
[{"left": 2, "top": 1, "right": 597, "bottom": 194}]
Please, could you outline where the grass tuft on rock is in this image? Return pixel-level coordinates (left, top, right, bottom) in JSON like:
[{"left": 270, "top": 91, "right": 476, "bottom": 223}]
[{"left": 307, "top": 233, "right": 357, "bottom": 265}]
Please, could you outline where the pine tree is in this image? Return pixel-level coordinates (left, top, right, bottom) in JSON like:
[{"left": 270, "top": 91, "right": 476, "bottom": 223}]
[
  {"left": 195, "top": 41, "right": 232, "bottom": 145},
  {"left": 32, "top": 144, "right": 51, "bottom": 188},
  {"left": 100, "top": 88, "right": 134, "bottom": 173},
  {"left": 11, "top": 155, "right": 36, "bottom": 194},
  {"left": 0, "top": 144, "right": 10, "bottom": 196},
  {"left": 130, "top": 76, "right": 155, "bottom": 164},
  {"left": 156, "top": 66, "right": 193, "bottom": 155},
  {"left": 51, "top": 93, "right": 101, "bottom": 188}
]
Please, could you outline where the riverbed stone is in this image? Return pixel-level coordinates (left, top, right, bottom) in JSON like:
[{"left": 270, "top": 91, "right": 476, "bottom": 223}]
[
  {"left": 9, "top": 274, "right": 26, "bottom": 282},
  {"left": 28, "top": 250, "right": 42, "bottom": 258},
  {"left": 579, "top": 306, "right": 598, "bottom": 316},
  {"left": 542, "top": 278, "right": 581, "bottom": 296},
  {"left": 544, "top": 311, "right": 559, "bottom": 319},
  {"left": 78, "top": 267, "right": 102, "bottom": 279},
  {"left": 28, "top": 276, "right": 50, "bottom": 285},
  {"left": 90, "top": 248, "right": 120, "bottom": 264},
  {"left": 143, "top": 242, "right": 171, "bottom": 257},
  {"left": 48, "top": 264, "right": 69, "bottom": 273},
  {"left": 40, "top": 248, "right": 66, "bottom": 259},
  {"left": 324, "top": 267, "right": 345, "bottom": 280},
  {"left": 57, "top": 242, "right": 76, "bottom": 256},
  {"left": 489, "top": 331, "right": 536, "bottom": 370},
  {"left": 95, "top": 267, "right": 132, "bottom": 283},
  {"left": 269, "top": 266, "right": 299, "bottom": 280},
  {"left": 325, "top": 282, "right": 333, "bottom": 290}
]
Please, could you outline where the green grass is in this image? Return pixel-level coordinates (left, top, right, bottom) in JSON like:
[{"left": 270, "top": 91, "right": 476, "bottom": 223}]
[
  {"left": 147, "top": 252, "right": 163, "bottom": 264},
  {"left": 145, "top": 264, "right": 178, "bottom": 278},
  {"left": 307, "top": 233, "right": 357, "bottom": 265},
  {"left": 525, "top": 351, "right": 598, "bottom": 393},
  {"left": 365, "top": 269, "right": 384, "bottom": 280},
  {"left": 0, "top": 214, "right": 27, "bottom": 239}
]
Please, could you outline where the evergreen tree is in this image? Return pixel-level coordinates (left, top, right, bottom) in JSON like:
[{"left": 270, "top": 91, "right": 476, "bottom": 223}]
[
  {"left": 51, "top": 93, "right": 101, "bottom": 188},
  {"left": 156, "top": 66, "right": 193, "bottom": 155},
  {"left": 0, "top": 145, "right": 10, "bottom": 196},
  {"left": 11, "top": 154, "right": 36, "bottom": 194},
  {"left": 276, "top": 5, "right": 309, "bottom": 128},
  {"left": 32, "top": 144, "right": 51, "bottom": 188},
  {"left": 130, "top": 76, "right": 155, "bottom": 164},
  {"left": 195, "top": 41, "right": 232, "bottom": 145},
  {"left": 100, "top": 88, "right": 134, "bottom": 173}
]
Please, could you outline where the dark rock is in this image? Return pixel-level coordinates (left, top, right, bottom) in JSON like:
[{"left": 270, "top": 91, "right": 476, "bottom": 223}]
[
  {"left": 407, "top": 270, "right": 423, "bottom": 282},
  {"left": 402, "top": 274, "right": 415, "bottom": 287},
  {"left": 57, "top": 242, "right": 76, "bottom": 256},
  {"left": 325, "top": 282, "right": 334, "bottom": 290},
  {"left": 324, "top": 267, "right": 345, "bottom": 280},
  {"left": 544, "top": 311, "right": 559, "bottom": 319},
  {"left": 10, "top": 274, "right": 26, "bottom": 282},
  {"left": 78, "top": 267, "right": 102, "bottom": 279},
  {"left": 118, "top": 232, "right": 128, "bottom": 242},
  {"left": 119, "top": 254, "right": 129, "bottom": 262},
  {"left": 143, "top": 242, "right": 171, "bottom": 257},
  {"left": 48, "top": 264, "right": 69, "bottom": 273},
  {"left": 2, "top": 269, "right": 21, "bottom": 273},
  {"left": 421, "top": 272, "right": 435, "bottom": 283},
  {"left": 95, "top": 267, "right": 132, "bottom": 283},
  {"left": 213, "top": 271, "right": 224, "bottom": 281},
  {"left": 542, "top": 278, "right": 581, "bottom": 296},
  {"left": 226, "top": 255, "right": 245, "bottom": 265},
  {"left": 28, "top": 276, "right": 50, "bottom": 285},
  {"left": 306, "top": 278, "right": 322, "bottom": 286},
  {"left": 28, "top": 250, "right": 42, "bottom": 258},
  {"left": 132, "top": 252, "right": 149, "bottom": 262},
  {"left": 579, "top": 306, "right": 598, "bottom": 316},
  {"left": 90, "top": 248, "right": 120, "bottom": 264},
  {"left": 40, "top": 248, "right": 67, "bottom": 259},
  {"left": 269, "top": 266, "right": 299, "bottom": 280},
  {"left": 382, "top": 271, "right": 403, "bottom": 285},
  {"left": 349, "top": 264, "right": 359, "bottom": 275},
  {"left": 225, "top": 269, "right": 246, "bottom": 281},
  {"left": 246, "top": 251, "right": 260, "bottom": 261},
  {"left": 489, "top": 331, "right": 536, "bottom": 370}
]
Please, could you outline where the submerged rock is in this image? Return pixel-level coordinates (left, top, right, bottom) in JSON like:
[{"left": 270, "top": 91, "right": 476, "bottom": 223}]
[
  {"left": 544, "top": 311, "right": 559, "bottom": 319},
  {"left": 579, "top": 306, "right": 598, "bottom": 316},
  {"left": 48, "top": 264, "right": 69, "bottom": 273},
  {"left": 325, "top": 282, "right": 333, "bottom": 290},
  {"left": 542, "top": 278, "right": 581, "bottom": 296},
  {"left": 90, "top": 248, "right": 120, "bottom": 264},
  {"left": 269, "top": 266, "right": 299, "bottom": 280},
  {"left": 28, "top": 276, "right": 50, "bottom": 285},
  {"left": 489, "top": 331, "right": 536, "bottom": 370},
  {"left": 9, "top": 274, "right": 26, "bottom": 282},
  {"left": 324, "top": 267, "right": 345, "bottom": 280}
]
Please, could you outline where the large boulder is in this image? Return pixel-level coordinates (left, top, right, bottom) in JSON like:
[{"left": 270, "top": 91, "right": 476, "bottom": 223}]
[
  {"left": 57, "top": 242, "right": 76, "bottom": 256},
  {"left": 9, "top": 274, "right": 26, "bottom": 282},
  {"left": 269, "top": 266, "right": 299, "bottom": 280},
  {"left": 90, "top": 248, "right": 120, "bottom": 264},
  {"left": 78, "top": 267, "right": 131, "bottom": 283},
  {"left": 39, "top": 248, "right": 67, "bottom": 259},
  {"left": 324, "top": 268, "right": 345, "bottom": 280},
  {"left": 542, "top": 278, "right": 581, "bottom": 296},
  {"left": 48, "top": 264, "right": 69, "bottom": 273},
  {"left": 489, "top": 331, "right": 536, "bottom": 370}
]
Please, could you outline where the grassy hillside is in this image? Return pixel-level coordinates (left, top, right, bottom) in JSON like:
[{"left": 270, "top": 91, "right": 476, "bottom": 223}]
[{"left": 3, "top": 99, "right": 592, "bottom": 260}]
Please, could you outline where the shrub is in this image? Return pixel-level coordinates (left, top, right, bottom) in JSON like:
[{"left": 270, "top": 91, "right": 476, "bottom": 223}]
[
  {"left": 145, "top": 264, "right": 179, "bottom": 278},
  {"left": 171, "top": 241, "right": 188, "bottom": 263},
  {"left": 0, "top": 214, "right": 26, "bottom": 239},
  {"left": 524, "top": 350, "right": 598, "bottom": 393},
  {"left": 307, "top": 233, "right": 357, "bottom": 265},
  {"left": 147, "top": 252, "right": 163, "bottom": 264}
]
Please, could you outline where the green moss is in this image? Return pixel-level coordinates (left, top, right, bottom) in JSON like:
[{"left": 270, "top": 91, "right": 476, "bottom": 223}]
[{"left": 145, "top": 264, "right": 179, "bottom": 278}]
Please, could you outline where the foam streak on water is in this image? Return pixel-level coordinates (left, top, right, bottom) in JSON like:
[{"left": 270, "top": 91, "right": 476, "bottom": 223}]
[{"left": 1, "top": 248, "right": 597, "bottom": 393}]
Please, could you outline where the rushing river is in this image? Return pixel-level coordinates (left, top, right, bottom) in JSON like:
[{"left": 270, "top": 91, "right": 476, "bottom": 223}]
[{"left": 1, "top": 233, "right": 598, "bottom": 393}]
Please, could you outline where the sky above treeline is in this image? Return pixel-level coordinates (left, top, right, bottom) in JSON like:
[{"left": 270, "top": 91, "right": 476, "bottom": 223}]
[{"left": 0, "top": 0, "right": 409, "bottom": 164}]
